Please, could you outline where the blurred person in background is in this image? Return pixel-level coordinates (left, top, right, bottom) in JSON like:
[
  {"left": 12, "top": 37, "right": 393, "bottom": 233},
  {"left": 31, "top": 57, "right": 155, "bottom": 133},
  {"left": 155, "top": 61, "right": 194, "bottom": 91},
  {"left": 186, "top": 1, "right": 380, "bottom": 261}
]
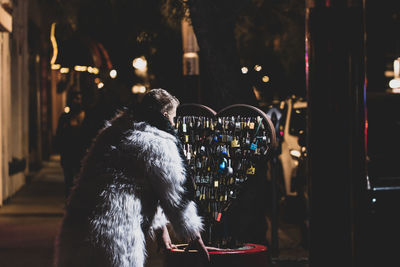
[{"left": 55, "top": 90, "right": 86, "bottom": 198}]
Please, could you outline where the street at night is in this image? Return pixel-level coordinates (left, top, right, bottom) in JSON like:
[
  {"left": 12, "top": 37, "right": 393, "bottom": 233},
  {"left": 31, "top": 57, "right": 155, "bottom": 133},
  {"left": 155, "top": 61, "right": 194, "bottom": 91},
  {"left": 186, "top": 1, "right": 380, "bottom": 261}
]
[{"left": 1, "top": 0, "right": 400, "bottom": 267}]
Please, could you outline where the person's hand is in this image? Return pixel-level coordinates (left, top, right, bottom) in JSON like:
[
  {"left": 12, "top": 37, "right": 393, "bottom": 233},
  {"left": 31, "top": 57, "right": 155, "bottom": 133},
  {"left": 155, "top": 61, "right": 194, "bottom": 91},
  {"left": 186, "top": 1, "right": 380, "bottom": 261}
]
[
  {"left": 156, "top": 225, "right": 177, "bottom": 252},
  {"left": 162, "top": 225, "right": 177, "bottom": 250},
  {"left": 185, "top": 233, "right": 210, "bottom": 262}
]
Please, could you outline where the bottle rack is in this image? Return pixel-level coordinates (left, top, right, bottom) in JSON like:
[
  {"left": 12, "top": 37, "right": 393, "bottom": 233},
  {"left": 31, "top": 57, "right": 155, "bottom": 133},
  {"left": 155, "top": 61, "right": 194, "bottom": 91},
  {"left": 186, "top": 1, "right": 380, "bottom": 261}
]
[{"left": 176, "top": 104, "right": 276, "bottom": 248}]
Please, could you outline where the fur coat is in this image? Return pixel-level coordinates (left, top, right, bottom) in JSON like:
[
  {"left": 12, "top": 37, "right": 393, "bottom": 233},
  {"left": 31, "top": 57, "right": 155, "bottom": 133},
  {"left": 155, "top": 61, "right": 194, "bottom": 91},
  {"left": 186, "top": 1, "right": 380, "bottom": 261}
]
[{"left": 54, "top": 108, "right": 203, "bottom": 267}]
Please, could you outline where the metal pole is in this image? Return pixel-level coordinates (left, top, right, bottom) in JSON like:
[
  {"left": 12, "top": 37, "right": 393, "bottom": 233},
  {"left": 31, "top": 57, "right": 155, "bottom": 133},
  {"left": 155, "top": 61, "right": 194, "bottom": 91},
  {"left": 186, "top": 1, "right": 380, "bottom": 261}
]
[
  {"left": 306, "top": 0, "right": 367, "bottom": 266},
  {"left": 270, "top": 151, "right": 279, "bottom": 258}
]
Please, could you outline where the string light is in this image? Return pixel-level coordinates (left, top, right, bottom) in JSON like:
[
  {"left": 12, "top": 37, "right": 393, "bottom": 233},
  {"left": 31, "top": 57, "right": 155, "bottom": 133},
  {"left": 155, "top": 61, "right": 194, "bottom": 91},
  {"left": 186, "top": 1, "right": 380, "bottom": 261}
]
[
  {"left": 394, "top": 58, "right": 400, "bottom": 78},
  {"left": 241, "top": 67, "right": 248, "bottom": 74},
  {"left": 132, "top": 56, "right": 147, "bottom": 71},
  {"left": 50, "top": 22, "right": 58, "bottom": 66},
  {"left": 74, "top": 65, "right": 88, "bottom": 72},
  {"left": 60, "top": 67, "right": 69, "bottom": 74},
  {"left": 110, "top": 69, "right": 117, "bottom": 79},
  {"left": 132, "top": 84, "right": 146, "bottom": 94},
  {"left": 51, "top": 64, "right": 61, "bottom": 70},
  {"left": 183, "top": 52, "right": 198, "bottom": 58},
  {"left": 389, "top": 78, "right": 400, "bottom": 89},
  {"left": 86, "top": 66, "right": 99, "bottom": 74}
]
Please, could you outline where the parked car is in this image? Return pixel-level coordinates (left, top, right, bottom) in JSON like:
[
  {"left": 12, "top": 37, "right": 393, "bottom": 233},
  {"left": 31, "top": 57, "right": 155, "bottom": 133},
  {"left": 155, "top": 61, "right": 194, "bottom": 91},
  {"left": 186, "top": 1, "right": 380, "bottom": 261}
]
[
  {"left": 365, "top": 92, "right": 400, "bottom": 266},
  {"left": 278, "top": 96, "right": 307, "bottom": 197},
  {"left": 266, "top": 96, "right": 309, "bottom": 247}
]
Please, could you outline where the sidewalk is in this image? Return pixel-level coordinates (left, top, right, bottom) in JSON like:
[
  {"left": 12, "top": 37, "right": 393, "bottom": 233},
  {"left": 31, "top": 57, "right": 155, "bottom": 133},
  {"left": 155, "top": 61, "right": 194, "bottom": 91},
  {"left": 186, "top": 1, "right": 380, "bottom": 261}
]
[{"left": 0, "top": 155, "right": 65, "bottom": 267}]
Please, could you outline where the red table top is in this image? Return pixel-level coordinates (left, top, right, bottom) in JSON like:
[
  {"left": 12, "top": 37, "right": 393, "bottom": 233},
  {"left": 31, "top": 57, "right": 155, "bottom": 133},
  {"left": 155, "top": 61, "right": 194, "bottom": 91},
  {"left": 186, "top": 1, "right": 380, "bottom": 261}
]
[{"left": 170, "top": 243, "right": 267, "bottom": 255}]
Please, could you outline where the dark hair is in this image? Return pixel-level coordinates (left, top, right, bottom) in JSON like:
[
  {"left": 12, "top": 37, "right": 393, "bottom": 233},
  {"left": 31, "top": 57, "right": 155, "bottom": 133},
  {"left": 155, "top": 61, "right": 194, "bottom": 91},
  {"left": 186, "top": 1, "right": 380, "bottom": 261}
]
[
  {"left": 139, "top": 88, "right": 179, "bottom": 114},
  {"left": 131, "top": 88, "right": 179, "bottom": 131},
  {"left": 66, "top": 90, "right": 82, "bottom": 106}
]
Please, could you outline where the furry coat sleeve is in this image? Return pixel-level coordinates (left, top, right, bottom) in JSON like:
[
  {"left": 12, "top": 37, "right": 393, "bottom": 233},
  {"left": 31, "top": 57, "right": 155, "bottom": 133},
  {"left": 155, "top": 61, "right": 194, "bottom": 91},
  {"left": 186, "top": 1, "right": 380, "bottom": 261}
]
[{"left": 130, "top": 124, "right": 203, "bottom": 240}]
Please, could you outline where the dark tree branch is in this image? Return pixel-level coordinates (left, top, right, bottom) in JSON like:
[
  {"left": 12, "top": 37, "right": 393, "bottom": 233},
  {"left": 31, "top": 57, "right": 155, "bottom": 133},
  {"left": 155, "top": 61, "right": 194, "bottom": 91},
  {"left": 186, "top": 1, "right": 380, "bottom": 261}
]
[{"left": 187, "top": 0, "right": 256, "bottom": 110}]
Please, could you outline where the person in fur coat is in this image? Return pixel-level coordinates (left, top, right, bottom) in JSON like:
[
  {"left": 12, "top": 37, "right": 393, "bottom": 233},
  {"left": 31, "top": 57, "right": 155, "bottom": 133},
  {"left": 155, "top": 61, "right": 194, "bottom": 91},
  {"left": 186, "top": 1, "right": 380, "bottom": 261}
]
[{"left": 54, "top": 89, "right": 209, "bottom": 267}]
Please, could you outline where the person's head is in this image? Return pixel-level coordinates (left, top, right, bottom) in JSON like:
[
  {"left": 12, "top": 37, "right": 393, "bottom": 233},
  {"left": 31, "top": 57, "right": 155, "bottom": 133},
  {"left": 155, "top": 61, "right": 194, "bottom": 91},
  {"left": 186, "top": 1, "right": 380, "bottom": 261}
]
[
  {"left": 67, "top": 91, "right": 83, "bottom": 113},
  {"left": 139, "top": 88, "right": 180, "bottom": 126}
]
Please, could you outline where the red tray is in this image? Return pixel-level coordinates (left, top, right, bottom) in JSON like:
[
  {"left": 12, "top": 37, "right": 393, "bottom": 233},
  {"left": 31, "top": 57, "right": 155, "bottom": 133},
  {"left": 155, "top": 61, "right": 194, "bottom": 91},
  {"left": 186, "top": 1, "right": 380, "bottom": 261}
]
[{"left": 164, "top": 243, "right": 269, "bottom": 267}]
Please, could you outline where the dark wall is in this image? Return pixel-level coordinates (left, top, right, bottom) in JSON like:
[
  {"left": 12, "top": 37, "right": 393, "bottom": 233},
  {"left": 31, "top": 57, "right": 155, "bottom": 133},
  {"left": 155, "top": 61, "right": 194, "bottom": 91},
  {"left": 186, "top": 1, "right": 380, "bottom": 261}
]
[{"left": 366, "top": 0, "right": 400, "bottom": 92}]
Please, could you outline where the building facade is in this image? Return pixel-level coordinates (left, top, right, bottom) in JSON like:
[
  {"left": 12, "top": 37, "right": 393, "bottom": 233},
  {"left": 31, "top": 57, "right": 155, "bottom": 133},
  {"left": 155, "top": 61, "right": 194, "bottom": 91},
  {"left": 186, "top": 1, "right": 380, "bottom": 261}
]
[{"left": 0, "top": 0, "right": 29, "bottom": 205}]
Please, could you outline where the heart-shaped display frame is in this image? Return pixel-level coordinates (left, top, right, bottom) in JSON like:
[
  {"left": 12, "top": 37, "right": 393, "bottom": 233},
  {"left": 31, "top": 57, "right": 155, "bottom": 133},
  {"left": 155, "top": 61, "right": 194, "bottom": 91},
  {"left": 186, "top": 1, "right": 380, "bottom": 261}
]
[{"left": 176, "top": 103, "right": 277, "bottom": 247}]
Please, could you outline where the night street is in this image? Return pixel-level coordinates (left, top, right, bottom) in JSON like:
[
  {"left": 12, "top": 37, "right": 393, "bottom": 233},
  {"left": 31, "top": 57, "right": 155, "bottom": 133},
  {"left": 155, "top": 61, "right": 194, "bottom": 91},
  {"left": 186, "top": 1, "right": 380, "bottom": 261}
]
[{"left": 1, "top": 0, "right": 400, "bottom": 266}]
